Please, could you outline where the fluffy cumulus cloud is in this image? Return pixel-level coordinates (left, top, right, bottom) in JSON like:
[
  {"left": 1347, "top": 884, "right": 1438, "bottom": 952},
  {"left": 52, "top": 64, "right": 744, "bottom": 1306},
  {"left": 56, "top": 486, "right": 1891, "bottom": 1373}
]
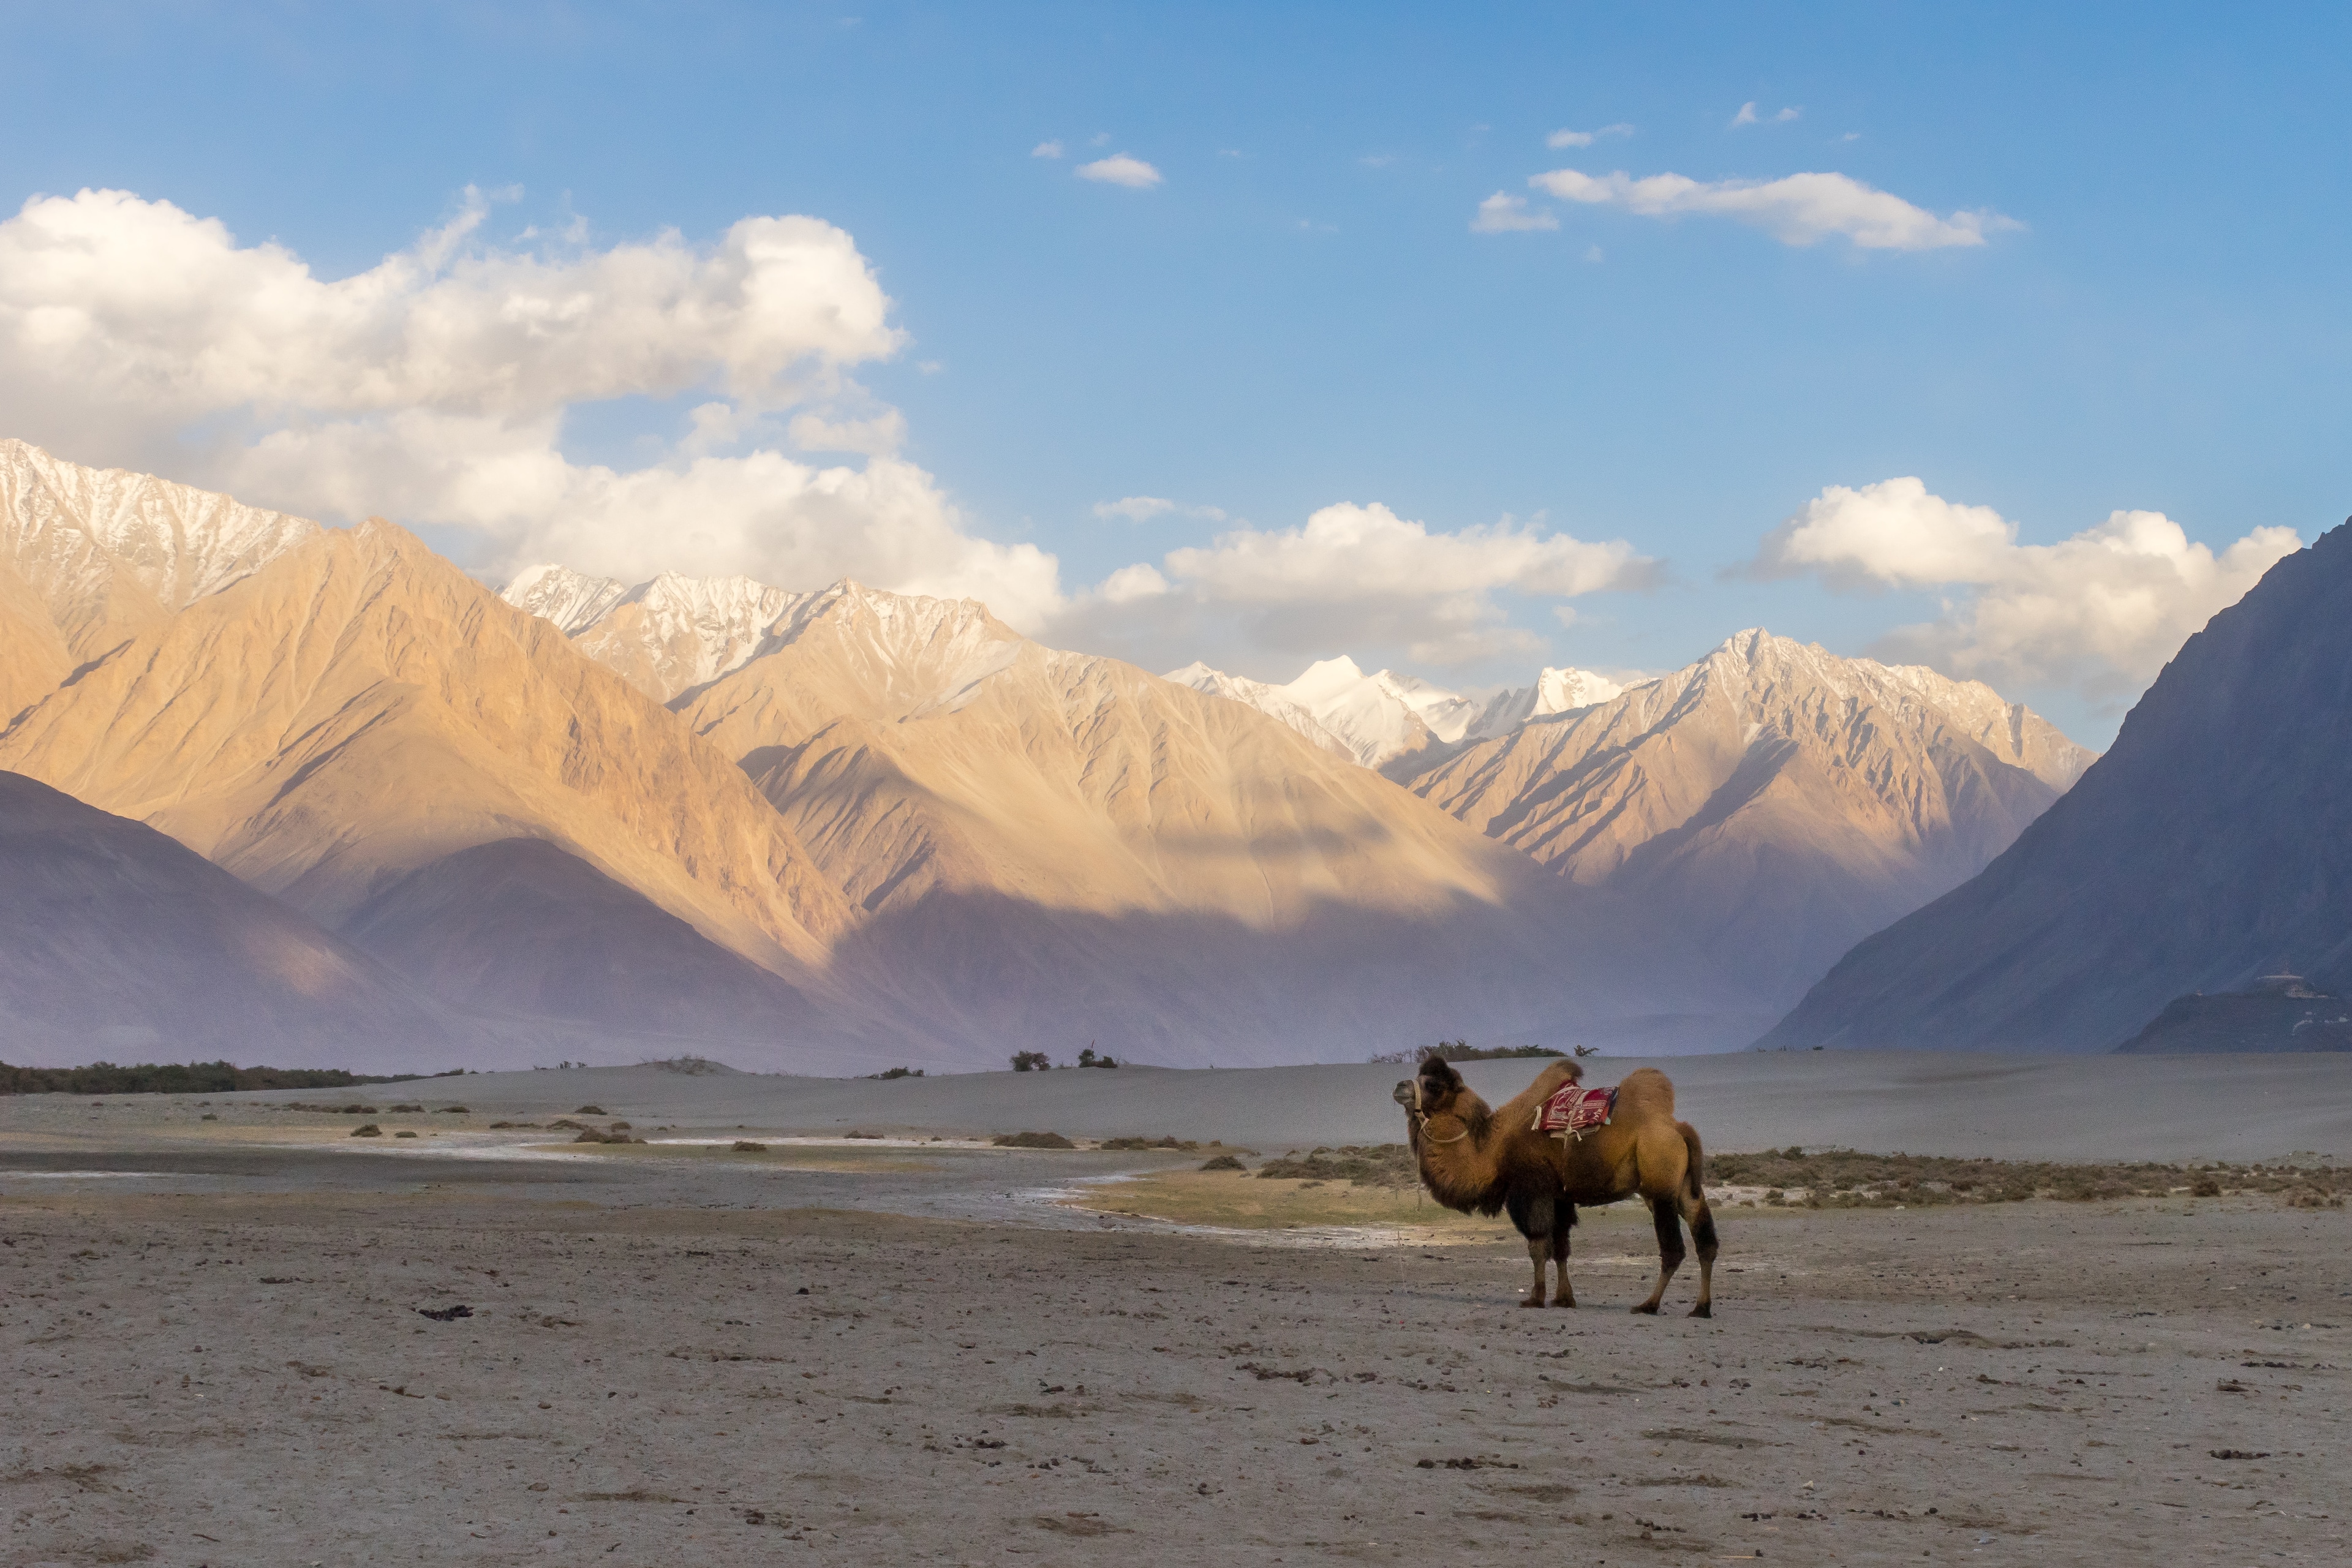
[
  {"left": 0, "top": 186, "right": 1068, "bottom": 630},
  {"left": 1730, "top": 102, "right": 1801, "bottom": 127},
  {"left": 1076, "top": 154, "right": 1163, "bottom": 189},
  {"left": 1529, "top": 167, "right": 2016, "bottom": 251},
  {"left": 1752, "top": 477, "right": 2303, "bottom": 696},
  {"left": 1138, "top": 501, "right": 1654, "bottom": 666}
]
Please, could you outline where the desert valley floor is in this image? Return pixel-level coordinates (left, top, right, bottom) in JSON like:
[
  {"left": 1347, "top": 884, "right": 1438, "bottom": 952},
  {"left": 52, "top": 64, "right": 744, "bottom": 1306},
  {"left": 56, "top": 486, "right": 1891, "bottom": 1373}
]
[{"left": 6, "top": 1055, "right": 2352, "bottom": 1567}]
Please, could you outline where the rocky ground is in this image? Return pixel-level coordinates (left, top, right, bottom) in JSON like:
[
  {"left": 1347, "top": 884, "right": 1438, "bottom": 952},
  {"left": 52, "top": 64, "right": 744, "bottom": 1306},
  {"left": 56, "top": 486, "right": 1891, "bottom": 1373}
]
[{"left": 6, "top": 1150, "right": 2350, "bottom": 1567}]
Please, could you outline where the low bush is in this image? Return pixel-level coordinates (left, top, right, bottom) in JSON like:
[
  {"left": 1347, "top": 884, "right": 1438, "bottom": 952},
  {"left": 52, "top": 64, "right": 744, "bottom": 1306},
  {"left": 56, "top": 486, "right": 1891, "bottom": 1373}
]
[
  {"left": 1256, "top": 1144, "right": 1417, "bottom": 1189},
  {"left": 992, "top": 1131, "right": 1076, "bottom": 1149},
  {"left": 1706, "top": 1149, "right": 2352, "bottom": 1206},
  {"left": 1200, "top": 1153, "right": 1246, "bottom": 1171},
  {"left": 350, "top": 1123, "right": 382, "bottom": 1137}
]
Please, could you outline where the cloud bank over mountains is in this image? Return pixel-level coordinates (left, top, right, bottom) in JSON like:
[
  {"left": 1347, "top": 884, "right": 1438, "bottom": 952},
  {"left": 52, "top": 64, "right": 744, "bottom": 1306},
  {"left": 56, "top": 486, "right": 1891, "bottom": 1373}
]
[
  {"left": 1752, "top": 477, "right": 2302, "bottom": 699},
  {"left": 0, "top": 186, "right": 2291, "bottom": 711},
  {"left": 0, "top": 186, "right": 1072, "bottom": 629}
]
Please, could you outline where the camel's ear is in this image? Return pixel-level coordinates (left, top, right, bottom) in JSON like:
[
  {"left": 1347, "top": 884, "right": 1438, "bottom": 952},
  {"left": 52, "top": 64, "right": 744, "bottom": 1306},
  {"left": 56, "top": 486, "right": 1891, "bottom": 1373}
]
[{"left": 1418, "top": 1052, "right": 1463, "bottom": 1091}]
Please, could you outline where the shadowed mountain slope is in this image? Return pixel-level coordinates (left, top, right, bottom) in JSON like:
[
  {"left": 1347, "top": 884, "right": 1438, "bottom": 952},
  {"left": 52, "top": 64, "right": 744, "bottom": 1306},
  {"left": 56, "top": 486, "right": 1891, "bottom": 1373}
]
[
  {"left": 0, "top": 514, "right": 859, "bottom": 1014},
  {"left": 1757, "top": 522, "right": 2352, "bottom": 1054},
  {"left": 0, "top": 769, "right": 448, "bottom": 1058},
  {"left": 341, "top": 837, "right": 822, "bottom": 1042},
  {"left": 1400, "top": 631, "right": 2090, "bottom": 1009}
]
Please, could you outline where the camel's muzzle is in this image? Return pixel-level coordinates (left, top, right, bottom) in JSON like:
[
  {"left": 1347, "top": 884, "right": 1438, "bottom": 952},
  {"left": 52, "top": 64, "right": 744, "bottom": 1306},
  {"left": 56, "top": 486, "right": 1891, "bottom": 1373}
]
[{"left": 1392, "top": 1079, "right": 1418, "bottom": 1109}]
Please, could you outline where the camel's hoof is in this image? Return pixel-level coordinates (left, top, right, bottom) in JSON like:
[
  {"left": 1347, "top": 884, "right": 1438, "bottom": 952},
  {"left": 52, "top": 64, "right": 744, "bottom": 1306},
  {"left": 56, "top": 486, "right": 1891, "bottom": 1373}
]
[
  {"left": 1551, "top": 1297, "right": 1577, "bottom": 1309},
  {"left": 1687, "top": 1302, "right": 1713, "bottom": 1319},
  {"left": 1518, "top": 1296, "right": 1547, "bottom": 1309},
  {"left": 1630, "top": 1302, "right": 1660, "bottom": 1316}
]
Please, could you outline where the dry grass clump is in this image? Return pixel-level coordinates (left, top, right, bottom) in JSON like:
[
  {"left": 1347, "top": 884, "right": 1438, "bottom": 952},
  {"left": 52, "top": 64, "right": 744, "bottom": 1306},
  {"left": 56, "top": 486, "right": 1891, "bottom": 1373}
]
[
  {"left": 349, "top": 1123, "right": 382, "bottom": 1137},
  {"left": 1101, "top": 1135, "right": 1199, "bottom": 1151},
  {"left": 394, "top": 1130, "right": 418, "bottom": 1139},
  {"left": 731, "top": 1140, "right": 768, "bottom": 1153},
  {"left": 1256, "top": 1145, "right": 1418, "bottom": 1189},
  {"left": 574, "top": 1104, "right": 606, "bottom": 1115},
  {"left": 1709, "top": 1148, "right": 2352, "bottom": 1207},
  {"left": 390, "top": 1102, "right": 424, "bottom": 1112},
  {"left": 1199, "top": 1153, "right": 1246, "bottom": 1172},
  {"left": 571, "top": 1127, "right": 640, "bottom": 1145},
  {"left": 993, "top": 1131, "right": 1077, "bottom": 1149}
]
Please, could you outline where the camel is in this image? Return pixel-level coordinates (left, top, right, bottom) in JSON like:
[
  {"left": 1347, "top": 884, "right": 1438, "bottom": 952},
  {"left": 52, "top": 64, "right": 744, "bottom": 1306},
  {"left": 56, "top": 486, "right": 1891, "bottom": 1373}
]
[{"left": 1393, "top": 1052, "right": 1718, "bottom": 1315}]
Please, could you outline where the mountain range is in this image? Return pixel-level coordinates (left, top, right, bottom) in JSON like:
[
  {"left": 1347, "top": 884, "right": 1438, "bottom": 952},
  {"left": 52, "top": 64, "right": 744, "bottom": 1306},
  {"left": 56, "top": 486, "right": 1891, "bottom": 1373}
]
[
  {"left": 1758, "top": 519, "right": 2352, "bottom": 1054},
  {"left": 0, "top": 439, "right": 2111, "bottom": 1069},
  {"left": 1167, "top": 655, "right": 1624, "bottom": 772}
]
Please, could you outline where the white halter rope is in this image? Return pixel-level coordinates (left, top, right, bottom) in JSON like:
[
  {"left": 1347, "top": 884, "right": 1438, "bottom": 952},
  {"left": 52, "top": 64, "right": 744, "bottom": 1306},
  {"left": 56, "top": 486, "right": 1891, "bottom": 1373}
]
[{"left": 1406, "top": 1079, "right": 1473, "bottom": 1145}]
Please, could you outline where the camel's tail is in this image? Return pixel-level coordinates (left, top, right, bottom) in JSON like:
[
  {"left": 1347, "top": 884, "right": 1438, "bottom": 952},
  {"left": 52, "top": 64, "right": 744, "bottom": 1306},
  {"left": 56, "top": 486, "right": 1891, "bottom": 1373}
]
[{"left": 1676, "top": 1120, "right": 1705, "bottom": 1204}]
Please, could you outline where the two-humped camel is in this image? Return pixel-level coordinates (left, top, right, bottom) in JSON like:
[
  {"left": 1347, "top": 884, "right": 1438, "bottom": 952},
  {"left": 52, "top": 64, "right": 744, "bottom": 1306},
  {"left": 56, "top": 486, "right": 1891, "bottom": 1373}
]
[{"left": 1393, "top": 1053, "right": 1719, "bottom": 1315}]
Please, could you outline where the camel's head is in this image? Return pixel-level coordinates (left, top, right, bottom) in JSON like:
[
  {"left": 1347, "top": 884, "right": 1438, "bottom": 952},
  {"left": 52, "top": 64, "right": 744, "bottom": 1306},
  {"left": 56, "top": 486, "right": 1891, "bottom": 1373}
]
[{"left": 1395, "top": 1052, "right": 1471, "bottom": 1122}]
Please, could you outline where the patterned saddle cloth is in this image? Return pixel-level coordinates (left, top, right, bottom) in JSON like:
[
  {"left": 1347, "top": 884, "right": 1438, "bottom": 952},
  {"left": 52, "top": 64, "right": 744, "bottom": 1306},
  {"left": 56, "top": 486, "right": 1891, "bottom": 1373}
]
[{"left": 1532, "top": 1084, "right": 1616, "bottom": 1137}]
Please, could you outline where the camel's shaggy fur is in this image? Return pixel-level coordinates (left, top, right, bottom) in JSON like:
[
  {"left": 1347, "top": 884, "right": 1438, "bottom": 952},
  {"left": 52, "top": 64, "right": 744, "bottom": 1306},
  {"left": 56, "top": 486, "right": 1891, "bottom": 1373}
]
[{"left": 1394, "top": 1054, "right": 1719, "bottom": 1315}]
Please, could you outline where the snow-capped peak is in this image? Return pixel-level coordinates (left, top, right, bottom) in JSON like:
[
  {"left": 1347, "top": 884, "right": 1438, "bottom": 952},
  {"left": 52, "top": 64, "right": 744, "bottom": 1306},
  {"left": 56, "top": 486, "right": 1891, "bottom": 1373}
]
[
  {"left": 501, "top": 563, "right": 630, "bottom": 634},
  {"left": 1164, "top": 662, "right": 1356, "bottom": 758},
  {"left": 1466, "top": 666, "right": 1627, "bottom": 738},
  {"left": 0, "top": 437, "right": 320, "bottom": 622}
]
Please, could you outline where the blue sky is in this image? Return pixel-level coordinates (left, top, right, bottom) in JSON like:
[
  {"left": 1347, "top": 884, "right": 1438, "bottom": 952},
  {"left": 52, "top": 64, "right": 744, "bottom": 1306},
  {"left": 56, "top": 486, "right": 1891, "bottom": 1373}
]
[{"left": 3, "top": 2, "right": 2346, "bottom": 743}]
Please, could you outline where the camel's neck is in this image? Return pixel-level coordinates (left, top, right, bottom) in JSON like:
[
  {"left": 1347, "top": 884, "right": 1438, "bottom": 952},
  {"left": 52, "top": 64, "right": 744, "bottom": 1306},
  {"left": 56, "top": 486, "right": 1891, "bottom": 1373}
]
[{"left": 1416, "top": 1101, "right": 1504, "bottom": 1202}]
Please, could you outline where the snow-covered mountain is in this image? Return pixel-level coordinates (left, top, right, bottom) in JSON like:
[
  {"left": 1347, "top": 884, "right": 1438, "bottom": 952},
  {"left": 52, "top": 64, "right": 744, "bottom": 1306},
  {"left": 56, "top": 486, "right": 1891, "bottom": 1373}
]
[
  {"left": 501, "top": 565, "right": 812, "bottom": 701},
  {"left": 1167, "top": 655, "right": 1625, "bottom": 771},
  {"left": 1470, "top": 666, "right": 1628, "bottom": 737},
  {"left": 1402, "top": 628, "right": 2095, "bottom": 1009},
  {"left": 0, "top": 437, "right": 318, "bottom": 720},
  {"left": 1160, "top": 663, "right": 1355, "bottom": 759}
]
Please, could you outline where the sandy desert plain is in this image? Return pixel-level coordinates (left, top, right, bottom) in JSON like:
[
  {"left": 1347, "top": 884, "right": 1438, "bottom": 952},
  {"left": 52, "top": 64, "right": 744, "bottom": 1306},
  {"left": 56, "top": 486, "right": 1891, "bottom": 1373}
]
[{"left": 6, "top": 1050, "right": 2352, "bottom": 1568}]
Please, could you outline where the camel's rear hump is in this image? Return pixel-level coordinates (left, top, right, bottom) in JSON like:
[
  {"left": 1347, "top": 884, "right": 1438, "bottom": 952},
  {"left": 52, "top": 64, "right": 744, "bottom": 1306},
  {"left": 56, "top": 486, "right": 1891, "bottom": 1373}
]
[{"left": 1613, "top": 1066, "right": 1676, "bottom": 1120}]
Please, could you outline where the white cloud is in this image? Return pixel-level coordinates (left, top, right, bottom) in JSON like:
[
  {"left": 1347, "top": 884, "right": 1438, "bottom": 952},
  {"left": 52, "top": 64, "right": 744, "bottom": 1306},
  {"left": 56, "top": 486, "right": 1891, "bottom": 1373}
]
[
  {"left": 1751, "top": 477, "right": 2304, "bottom": 697},
  {"left": 1470, "top": 192, "right": 1559, "bottom": 233},
  {"left": 1076, "top": 154, "right": 1163, "bottom": 189},
  {"left": 1730, "top": 102, "right": 1801, "bottom": 128},
  {"left": 1031, "top": 140, "right": 1065, "bottom": 159},
  {"left": 1584, "top": 244, "right": 1605, "bottom": 263},
  {"left": 1529, "top": 167, "right": 2016, "bottom": 250},
  {"left": 1547, "top": 123, "right": 1633, "bottom": 148},
  {"left": 1167, "top": 502, "right": 1649, "bottom": 604},
  {"left": 1053, "top": 503, "right": 1651, "bottom": 671},
  {"left": 1092, "top": 496, "right": 1227, "bottom": 524},
  {"left": 0, "top": 186, "right": 1070, "bottom": 630},
  {"left": 1096, "top": 562, "right": 1170, "bottom": 603}
]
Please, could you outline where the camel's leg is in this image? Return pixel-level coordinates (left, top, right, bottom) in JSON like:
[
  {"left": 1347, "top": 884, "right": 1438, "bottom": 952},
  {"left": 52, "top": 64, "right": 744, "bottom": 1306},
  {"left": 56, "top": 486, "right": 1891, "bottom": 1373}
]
[
  {"left": 1549, "top": 1201, "right": 1576, "bottom": 1308},
  {"left": 1680, "top": 1191, "right": 1718, "bottom": 1318},
  {"left": 1508, "top": 1189, "right": 1553, "bottom": 1307},
  {"left": 1632, "top": 1196, "right": 1684, "bottom": 1314}
]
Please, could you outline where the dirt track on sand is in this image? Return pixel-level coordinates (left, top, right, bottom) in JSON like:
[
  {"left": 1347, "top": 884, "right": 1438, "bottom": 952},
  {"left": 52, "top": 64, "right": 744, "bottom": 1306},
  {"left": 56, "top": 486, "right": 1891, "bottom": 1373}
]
[{"left": 6, "top": 1185, "right": 2349, "bottom": 1567}]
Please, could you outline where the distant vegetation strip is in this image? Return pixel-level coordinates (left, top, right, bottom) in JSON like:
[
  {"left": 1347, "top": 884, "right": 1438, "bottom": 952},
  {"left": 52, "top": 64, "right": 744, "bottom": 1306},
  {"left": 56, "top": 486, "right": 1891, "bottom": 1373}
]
[
  {"left": 0, "top": 1060, "right": 463, "bottom": 1095},
  {"left": 1367, "top": 1042, "right": 1568, "bottom": 1064}
]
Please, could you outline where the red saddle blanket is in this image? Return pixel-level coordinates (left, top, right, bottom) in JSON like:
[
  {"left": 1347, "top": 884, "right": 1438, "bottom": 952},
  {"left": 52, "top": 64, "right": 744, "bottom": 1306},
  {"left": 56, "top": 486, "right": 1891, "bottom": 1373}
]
[{"left": 1532, "top": 1084, "right": 1616, "bottom": 1136}]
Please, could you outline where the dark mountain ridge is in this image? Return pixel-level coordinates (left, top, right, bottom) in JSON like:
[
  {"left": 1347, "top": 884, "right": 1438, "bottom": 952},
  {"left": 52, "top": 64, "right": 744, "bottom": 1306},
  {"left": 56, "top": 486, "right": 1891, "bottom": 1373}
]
[{"left": 1755, "top": 518, "right": 2352, "bottom": 1054}]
